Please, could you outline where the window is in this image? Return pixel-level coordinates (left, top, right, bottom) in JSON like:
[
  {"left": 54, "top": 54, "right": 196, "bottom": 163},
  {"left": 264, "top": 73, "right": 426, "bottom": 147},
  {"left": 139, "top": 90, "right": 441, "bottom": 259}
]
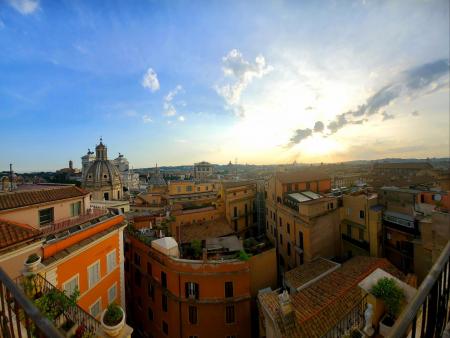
[
  {"left": 161, "top": 271, "right": 167, "bottom": 288},
  {"left": 70, "top": 201, "right": 81, "bottom": 217},
  {"left": 279, "top": 234, "right": 283, "bottom": 245},
  {"left": 162, "top": 294, "right": 168, "bottom": 312},
  {"left": 186, "top": 186, "right": 193, "bottom": 192},
  {"left": 347, "top": 224, "right": 352, "bottom": 237},
  {"left": 279, "top": 217, "right": 282, "bottom": 227},
  {"left": 107, "top": 250, "right": 117, "bottom": 273},
  {"left": 177, "top": 186, "right": 181, "bottom": 193},
  {"left": 135, "top": 270, "right": 141, "bottom": 287},
  {"left": 330, "top": 202, "right": 334, "bottom": 209},
  {"left": 233, "top": 206, "right": 237, "bottom": 217},
  {"left": 225, "top": 305, "right": 235, "bottom": 323},
  {"left": 147, "top": 307, "right": 153, "bottom": 320},
  {"left": 299, "top": 231, "right": 304, "bottom": 250},
  {"left": 225, "top": 281, "right": 233, "bottom": 298},
  {"left": 108, "top": 283, "right": 117, "bottom": 304},
  {"left": 148, "top": 282, "right": 155, "bottom": 300},
  {"left": 39, "top": 208, "right": 54, "bottom": 225},
  {"left": 147, "top": 262, "right": 152, "bottom": 276},
  {"left": 287, "top": 223, "right": 290, "bottom": 234},
  {"left": 134, "top": 253, "right": 141, "bottom": 266},
  {"left": 287, "top": 184, "right": 292, "bottom": 192},
  {"left": 359, "top": 229, "right": 364, "bottom": 241},
  {"left": 88, "top": 261, "right": 100, "bottom": 288},
  {"left": 300, "top": 252, "right": 304, "bottom": 265},
  {"left": 287, "top": 242, "right": 291, "bottom": 256},
  {"left": 162, "top": 321, "right": 168, "bottom": 335},
  {"left": 189, "top": 306, "right": 198, "bottom": 324},
  {"left": 359, "top": 210, "right": 365, "bottom": 219},
  {"left": 125, "top": 260, "right": 129, "bottom": 272},
  {"left": 90, "top": 299, "right": 101, "bottom": 318},
  {"left": 63, "top": 275, "right": 79, "bottom": 296},
  {"left": 185, "top": 282, "right": 199, "bottom": 299}
]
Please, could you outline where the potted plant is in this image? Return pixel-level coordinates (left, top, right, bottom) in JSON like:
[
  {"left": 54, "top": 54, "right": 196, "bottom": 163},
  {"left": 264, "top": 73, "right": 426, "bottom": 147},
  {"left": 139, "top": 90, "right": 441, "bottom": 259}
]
[
  {"left": 371, "top": 277, "right": 405, "bottom": 336},
  {"left": 24, "top": 253, "right": 41, "bottom": 272},
  {"left": 101, "top": 303, "right": 125, "bottom": 337}
]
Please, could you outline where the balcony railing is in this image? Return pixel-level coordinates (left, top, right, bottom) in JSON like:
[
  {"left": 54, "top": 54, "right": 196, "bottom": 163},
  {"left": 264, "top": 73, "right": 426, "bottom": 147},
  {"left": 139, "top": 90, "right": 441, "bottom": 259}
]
[
  {"left": 15, "top": 273, "right": 100, "bottom": 337},
  {"left": 387, "top": 240, "right": 450, "bottom": 338},
  {"left": 323, "top": 294, "right": 368, "bottom": 338},
  {"left": 41, "top": 208, "right": 108, "bottom": 235},
  {"left": 0, "top": 267, "right": 62, "bottom": 338}
]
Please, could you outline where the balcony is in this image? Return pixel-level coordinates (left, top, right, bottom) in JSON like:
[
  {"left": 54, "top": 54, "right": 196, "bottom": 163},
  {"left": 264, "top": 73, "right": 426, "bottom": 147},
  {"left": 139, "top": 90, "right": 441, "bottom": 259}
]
[
  {"left": 41, "top": 208, "right": 108, "bottom": 235},
  {"left": 0, "top": 268, "right": 100, "bottom": 338},
  {"left": 387, "top": 240, "right": 450, "bottom": 337},
  {"left": 342, "top": 233, "right": 370, "bottom": 252}
]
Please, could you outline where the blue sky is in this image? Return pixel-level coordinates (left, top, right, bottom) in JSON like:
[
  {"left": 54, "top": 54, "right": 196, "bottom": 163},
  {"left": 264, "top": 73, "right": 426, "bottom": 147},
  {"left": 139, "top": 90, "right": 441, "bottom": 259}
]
[{"left": 0, "top": 0, "right": 449, "bottom": 172}]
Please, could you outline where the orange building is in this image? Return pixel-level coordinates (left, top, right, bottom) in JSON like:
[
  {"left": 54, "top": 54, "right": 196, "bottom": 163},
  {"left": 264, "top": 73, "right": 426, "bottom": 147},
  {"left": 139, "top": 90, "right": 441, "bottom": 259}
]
[
  {"left": 124, "top": 221, "right": 276, "bottom": 338},
  {"left": 0, "top": 184, "right": 127, "bottom": 321}
]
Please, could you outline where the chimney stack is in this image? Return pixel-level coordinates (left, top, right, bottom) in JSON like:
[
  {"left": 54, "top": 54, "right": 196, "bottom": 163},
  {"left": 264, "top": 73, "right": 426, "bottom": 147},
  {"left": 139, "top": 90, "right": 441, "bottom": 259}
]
[{"left": 278, "top": 290, "right": 295, "bottom": 330}]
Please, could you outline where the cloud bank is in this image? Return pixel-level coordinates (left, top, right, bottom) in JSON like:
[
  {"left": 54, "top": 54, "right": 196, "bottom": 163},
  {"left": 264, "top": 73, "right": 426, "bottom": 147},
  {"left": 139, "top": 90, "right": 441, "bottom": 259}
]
[{"left": 288, "top": 59, "right": 449, "bottom": 147}]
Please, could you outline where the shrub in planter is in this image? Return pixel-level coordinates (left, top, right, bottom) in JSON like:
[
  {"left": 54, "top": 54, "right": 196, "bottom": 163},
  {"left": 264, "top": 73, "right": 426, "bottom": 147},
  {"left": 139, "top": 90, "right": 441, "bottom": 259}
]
[
  {"left": 371, "top": 277, "right": 405, "bottom": 335},
  {"left": 26, "top": 254, "right": 40, "bottom": 264},
  {"left": 101, "top": 303, "right": 125, "bottom": 337}
]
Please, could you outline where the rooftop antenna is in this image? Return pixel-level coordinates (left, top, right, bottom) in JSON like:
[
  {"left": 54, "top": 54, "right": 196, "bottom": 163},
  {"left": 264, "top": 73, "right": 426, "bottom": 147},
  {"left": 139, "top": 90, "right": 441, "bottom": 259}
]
[{"left": 9, "top": 163, "right": 13, "bottom": 191}]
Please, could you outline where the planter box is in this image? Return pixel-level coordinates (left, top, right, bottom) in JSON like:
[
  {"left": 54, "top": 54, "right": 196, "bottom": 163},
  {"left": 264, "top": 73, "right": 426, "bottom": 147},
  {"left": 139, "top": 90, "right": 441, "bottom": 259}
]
[{"left": 379, "top": 314, "right": 396, "bottom": 337}]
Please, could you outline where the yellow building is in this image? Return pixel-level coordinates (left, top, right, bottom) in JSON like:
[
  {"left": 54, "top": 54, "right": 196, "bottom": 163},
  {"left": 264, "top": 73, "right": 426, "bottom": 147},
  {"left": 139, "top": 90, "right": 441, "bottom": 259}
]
[
  {"left": 265, "top": 170, "right": 339, "bottom": 272},
  {"left": 221, "top": 181, "right": 257, "bottom": 236},
  {"left": 340, "top": 190, "right": 383, "bottom": 259}
]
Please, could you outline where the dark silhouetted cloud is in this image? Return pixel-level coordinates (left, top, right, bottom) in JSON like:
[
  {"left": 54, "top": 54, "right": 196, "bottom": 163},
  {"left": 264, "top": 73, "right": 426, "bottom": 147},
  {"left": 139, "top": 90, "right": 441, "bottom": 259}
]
[
  {"left": 381, "top": 111, "right": 395, "bottom": 121},
  {"left": 287, "top": 58, "right": 449, "bottom": 147},
  {"left": 313, "top": 121, "right": 324, "bottom": 133}
]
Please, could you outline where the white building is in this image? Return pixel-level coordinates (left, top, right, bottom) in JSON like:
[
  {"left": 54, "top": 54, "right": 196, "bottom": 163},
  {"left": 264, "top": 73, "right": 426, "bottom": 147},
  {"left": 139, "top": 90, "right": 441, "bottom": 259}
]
[{"left": 113, "top": 153, "right": 140, "bottom": 191}]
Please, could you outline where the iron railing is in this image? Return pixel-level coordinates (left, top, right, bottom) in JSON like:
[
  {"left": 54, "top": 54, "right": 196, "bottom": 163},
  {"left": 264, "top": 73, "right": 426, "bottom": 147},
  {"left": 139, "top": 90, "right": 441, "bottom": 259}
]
[
  {"left": 0, "top": 267, "right": 63, "bottom": 338},
  {"left": 41, "top": 208, "right": 108, "bottom": 235},
  {"left": 323, "top": 294, "right": 368, "bottom": 338},
  {"left": 388, "top": 240, "right": 450, "bottom": 338},
  {"left": 15, "top": 273, "right": 100, "bottom": 336}
]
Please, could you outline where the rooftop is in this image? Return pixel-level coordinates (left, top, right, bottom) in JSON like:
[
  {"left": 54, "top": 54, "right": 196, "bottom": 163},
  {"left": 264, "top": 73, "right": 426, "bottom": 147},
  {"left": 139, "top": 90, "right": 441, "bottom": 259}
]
[
  {"left": 284, "top": 258, "right": 340, "bottom": 290},
  {"left": 259, "top": 256, "right": 403, "bottom": 338},
  {"left": 180, "top": 218, "right": 234, "bottom": 244},
  {"left": 0, "top": 218, "right": 42, "bottom": 251},
  {"left": 373, "top": 162, "right": 433, "bottom": 170},
  {"left": 287, "top": 191, "right": 322, "bottom": 203},
  {"left": 276, "top": 170, "right": 330, "bottom": 184},
  {"left": 0, "top": 185, "right": 88, "bottom": 211}
]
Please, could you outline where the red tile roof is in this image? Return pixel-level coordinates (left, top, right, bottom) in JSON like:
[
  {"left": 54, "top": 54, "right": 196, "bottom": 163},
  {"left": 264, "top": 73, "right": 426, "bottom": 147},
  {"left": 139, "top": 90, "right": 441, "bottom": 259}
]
[
  {"left": 259, "top": 256, "right": 404, "bottom": 338},
  {"left": 285, "top": 258, "right": 339, "bottom": 290},
  {"left": 0, "top": 186, "right": 89, "bottom": 211},
  {"left": 0, "top": 219, "right": 42, "bottom": 250},
  {"left": 180, "top": 218, "right": 234, "bottom": 243},
  {"left": 276, "top": 170, "right": 330, "bottom": 184}
]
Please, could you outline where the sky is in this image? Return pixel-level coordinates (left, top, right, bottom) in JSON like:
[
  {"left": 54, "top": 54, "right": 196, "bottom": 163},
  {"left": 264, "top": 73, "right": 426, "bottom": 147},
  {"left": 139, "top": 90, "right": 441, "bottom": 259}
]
[{"left": 0, "top": 0, "right": 449, "bottom": 172}]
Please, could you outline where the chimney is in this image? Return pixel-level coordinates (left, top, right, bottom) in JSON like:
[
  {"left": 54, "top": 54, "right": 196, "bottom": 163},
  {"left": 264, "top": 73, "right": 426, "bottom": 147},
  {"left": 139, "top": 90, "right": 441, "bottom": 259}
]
[{"left": 278, "top": 290, "right": 295, "bottom": 329}]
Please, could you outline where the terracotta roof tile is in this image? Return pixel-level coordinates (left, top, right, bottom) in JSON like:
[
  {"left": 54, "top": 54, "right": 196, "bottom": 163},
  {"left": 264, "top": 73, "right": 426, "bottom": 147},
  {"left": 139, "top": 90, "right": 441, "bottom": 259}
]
[
  {"left": 259, "top": 256, "right": 404, "bottom": 338},
  {"left": 285, "top": 258, "right": 340, "bottom": 290},
  {"left": 0, "top": 219, "right": 42, "bottom": 250},
  {"left": 0, "top": 186, "right": 89, "bottom": 211},
  {"left": 276, "top": 170, "right": 330, "bottom": 184},
  {"left": 180, "top": 218, "right": 234, "bottom": 243}
]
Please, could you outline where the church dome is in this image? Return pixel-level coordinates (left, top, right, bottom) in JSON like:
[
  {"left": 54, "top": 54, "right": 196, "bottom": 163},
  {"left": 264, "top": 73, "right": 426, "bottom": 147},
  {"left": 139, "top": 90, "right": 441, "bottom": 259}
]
[{"left": 82, "top": 139, "right": 123, "bottom": 200}]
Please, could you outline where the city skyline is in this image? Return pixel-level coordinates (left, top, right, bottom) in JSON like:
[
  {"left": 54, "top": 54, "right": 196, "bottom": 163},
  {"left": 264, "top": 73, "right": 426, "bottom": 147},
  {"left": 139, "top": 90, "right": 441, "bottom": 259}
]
[{"left": 1, "top": 0, "right": 449, "bottom": 172}]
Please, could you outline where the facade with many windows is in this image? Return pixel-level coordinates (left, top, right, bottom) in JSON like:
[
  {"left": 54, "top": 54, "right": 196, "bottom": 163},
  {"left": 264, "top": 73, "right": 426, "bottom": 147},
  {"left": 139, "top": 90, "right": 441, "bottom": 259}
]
[
  {"left": 124, "top": 228, "right": 276, "bottom": 338},
  {"left": 0, "top": 183, "right": 127, "bottom": 322}
]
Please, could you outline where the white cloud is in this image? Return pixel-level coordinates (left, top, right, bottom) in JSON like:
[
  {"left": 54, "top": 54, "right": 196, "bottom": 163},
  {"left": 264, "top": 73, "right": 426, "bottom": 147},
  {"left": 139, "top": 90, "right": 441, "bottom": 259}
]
[
  {"left": 216, "top": 49, "right": 273, "bottom": 116},
  {"left": 142, "top": 115, "right": 152, "bottom": 123},
  {"left": 163, "top": 85, "right": 183, "bottom": 116},
  {"left": 8, "top": 0, "right": 39, "bottom": 15},
  {"left": 178, "top": 115, "right": 185, "bottom": 122},
  {"left": 141, "top": 68, "right": 160, "bottom": 92}
]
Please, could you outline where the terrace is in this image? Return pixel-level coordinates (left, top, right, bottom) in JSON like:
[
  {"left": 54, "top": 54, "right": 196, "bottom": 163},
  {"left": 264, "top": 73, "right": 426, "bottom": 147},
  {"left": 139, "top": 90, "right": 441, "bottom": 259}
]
[{"left": 0, "top": 268, "right": 99, "bottom": 338}]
